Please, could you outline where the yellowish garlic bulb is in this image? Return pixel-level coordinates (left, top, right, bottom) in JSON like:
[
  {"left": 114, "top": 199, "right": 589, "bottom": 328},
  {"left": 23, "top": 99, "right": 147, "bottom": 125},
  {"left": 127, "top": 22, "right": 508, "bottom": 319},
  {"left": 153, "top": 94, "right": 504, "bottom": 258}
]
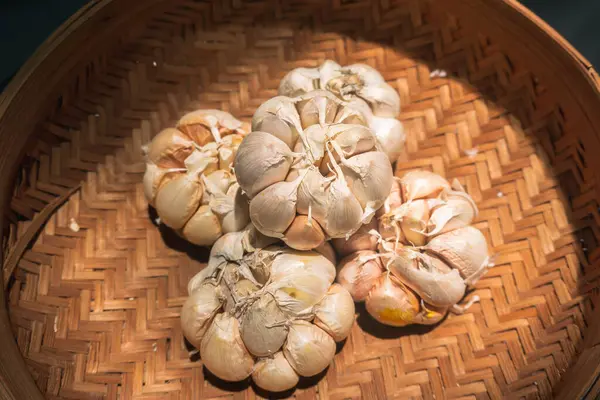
[
  {"left": 252, "top": 352, "right": 300, "bottom": 392},
  {"left": 142, "top": 109, "right": 250, "bottom": 247},
  {"left": 182, "top": 229, "right": 352, "bottom": 389},
  {"left": 234, "top": 91, "right": 394, "bottom": 250},
  {"left": 278, "top": 60, "right": 405, "bottom": 162},
  {"left": 338, "top": 169, "right": 491, "bottom": 327}
]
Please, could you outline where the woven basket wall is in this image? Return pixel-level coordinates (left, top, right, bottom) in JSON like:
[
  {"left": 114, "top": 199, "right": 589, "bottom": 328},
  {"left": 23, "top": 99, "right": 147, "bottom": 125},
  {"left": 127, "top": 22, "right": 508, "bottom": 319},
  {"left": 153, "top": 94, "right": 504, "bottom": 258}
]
[{"left": 1, "top": 0, "right": 600, "bottom": 399}]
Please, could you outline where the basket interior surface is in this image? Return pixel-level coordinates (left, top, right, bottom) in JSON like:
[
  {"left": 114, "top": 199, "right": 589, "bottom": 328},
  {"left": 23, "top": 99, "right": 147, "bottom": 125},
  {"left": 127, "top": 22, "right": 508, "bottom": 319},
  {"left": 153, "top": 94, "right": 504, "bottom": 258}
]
[{"left": 4, "top": 1, "right": 600, "bottom": 399}]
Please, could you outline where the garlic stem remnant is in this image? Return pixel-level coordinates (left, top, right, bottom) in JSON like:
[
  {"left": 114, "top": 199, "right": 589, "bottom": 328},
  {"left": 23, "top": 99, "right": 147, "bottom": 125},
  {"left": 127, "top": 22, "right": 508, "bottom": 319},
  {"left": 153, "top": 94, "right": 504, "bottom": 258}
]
[
  {"left": 235, "top": 90, "right": 394, "bottom": 250},
  {"left": 181, "top": 227, "right": 354, "bottom": 391},
  {"left": 142, "top": 110, "right": 250, "bottom": 247},
  {"left": 337, "top": 169, "right": 491, "bottom": 327},
  {"left": 278, "top": 60, "right": 405, "bottom": 162}
]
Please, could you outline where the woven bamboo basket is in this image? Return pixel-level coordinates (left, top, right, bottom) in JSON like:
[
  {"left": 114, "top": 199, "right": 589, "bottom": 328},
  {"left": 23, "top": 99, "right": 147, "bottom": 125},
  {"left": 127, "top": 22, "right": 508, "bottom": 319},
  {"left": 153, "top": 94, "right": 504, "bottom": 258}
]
[{"left": 1, "top": 0, "right": 600, "bottom": 399}]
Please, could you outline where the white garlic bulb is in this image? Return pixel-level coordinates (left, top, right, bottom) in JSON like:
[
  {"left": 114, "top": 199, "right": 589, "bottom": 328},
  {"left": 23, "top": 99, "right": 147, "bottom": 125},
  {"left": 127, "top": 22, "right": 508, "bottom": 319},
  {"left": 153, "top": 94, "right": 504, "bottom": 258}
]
[
  {"left": 141, "top": 110, "right": 250, "bottom": 247},
  {"left": 337, "top": 169, "right": 491, "bottom": 327},
  {"left": 182, "top": 229, "right": 354, "bottom": 390},
  {"left": 234, "top": 92, "right": 394, "bottom": 250},
  {"left": 277, "top": 60, "right": 405, "bottom": 162}
]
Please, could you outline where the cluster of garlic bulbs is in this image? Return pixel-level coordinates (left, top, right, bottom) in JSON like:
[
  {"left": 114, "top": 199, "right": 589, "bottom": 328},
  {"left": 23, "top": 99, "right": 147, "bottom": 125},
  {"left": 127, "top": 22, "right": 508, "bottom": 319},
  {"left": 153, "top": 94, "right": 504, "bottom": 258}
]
[
  {"left": 181, "top": 225, "right": 355, "bottom": 392},
  {"left": 142, "top": 110, "right": 250, "bottom": 246},
  {"left": 334, "top": 170, "right": 491, "bottom": 327},
  {"left": 234, "top": 90, "right": 394, "bottom": 251},
  {"left": 278, "top": 60, "right": 405, "bottom": 162}
]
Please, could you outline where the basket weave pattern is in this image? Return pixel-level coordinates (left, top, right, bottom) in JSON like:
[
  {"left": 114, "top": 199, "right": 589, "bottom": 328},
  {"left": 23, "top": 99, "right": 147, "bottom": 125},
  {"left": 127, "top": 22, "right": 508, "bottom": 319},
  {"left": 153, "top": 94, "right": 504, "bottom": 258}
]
[{"left": 4, "top": 1, "right": 599, "bottom": 399}]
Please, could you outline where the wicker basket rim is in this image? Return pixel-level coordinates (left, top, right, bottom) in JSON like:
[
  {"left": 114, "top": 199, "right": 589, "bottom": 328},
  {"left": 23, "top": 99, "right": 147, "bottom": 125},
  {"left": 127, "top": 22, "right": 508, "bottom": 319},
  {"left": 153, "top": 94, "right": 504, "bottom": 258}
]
[{"left": 0, "top": 1, "right": 599, "bottom": 399}]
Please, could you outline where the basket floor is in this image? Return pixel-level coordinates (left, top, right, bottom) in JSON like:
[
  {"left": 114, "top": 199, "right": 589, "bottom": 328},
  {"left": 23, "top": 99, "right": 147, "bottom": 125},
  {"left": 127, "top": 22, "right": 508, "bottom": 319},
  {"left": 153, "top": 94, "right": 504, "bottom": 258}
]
[{"left": 5, "top": 1, "right": 596, "bottom": 399}]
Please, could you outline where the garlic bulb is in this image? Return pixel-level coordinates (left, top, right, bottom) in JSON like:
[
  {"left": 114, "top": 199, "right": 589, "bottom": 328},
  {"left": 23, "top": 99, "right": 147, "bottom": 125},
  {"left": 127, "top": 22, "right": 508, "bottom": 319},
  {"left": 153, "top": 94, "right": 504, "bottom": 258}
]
[
  {"left": 337, "top": 169, "right": 491, "bottom": 327},
  {"left": 234, "top": 91, "right": 394, "bottom": 250},
  {"left": 142, "top": 110, "right": 250, "bottom": 247},
  {"left": 277, "top": 60, "right": 405, "bottom": 162},
  {"left": 283, "top": 321, "right": 336, "bottom": 377},
  {"left": 182, "top": 228, "right": 353, "bottom": 389},
  {"left": 252, "top": 352, "right": 300, "bottom": 392}
]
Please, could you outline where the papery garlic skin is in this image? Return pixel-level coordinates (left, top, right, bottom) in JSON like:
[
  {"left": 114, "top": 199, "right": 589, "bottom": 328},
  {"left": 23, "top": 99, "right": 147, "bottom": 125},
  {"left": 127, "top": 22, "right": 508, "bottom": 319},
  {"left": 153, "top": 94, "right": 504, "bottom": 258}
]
[
  {"left": 180, "top": 284, "right": 222, "bottom": 348},
  {"left": 283, "top": 321, "right": 336, "bottom": 377},
  {"left": 234, "top": 91, "right": 394, "bottom": 250},
  {"left": 252, "top": 352, "right": 300, "bottom": 392},
  {"left": 142, "top": 109, "right": 250, "bottom": 247},
  {"left": 200, "top": 313, "right": 255, "bottom": 382},
  {"left": 181, "top": 229, "right": 350, "bottom": 390},
  {"left": 338, "top": 169, "right": 491, "bottom": 327},
  {"left": 314, "top": 284, "right": 355, "bottom": 341},
  {"left": 277, "top": 60, "right": 405, "bottom": 163}
]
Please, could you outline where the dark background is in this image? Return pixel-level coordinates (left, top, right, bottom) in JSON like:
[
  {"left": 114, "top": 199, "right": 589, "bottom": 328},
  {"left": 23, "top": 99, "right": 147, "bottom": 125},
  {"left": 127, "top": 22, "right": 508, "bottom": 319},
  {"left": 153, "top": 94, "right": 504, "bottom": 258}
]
[{"left": 1, "top": 0, "right": 599, "bottom": 91}]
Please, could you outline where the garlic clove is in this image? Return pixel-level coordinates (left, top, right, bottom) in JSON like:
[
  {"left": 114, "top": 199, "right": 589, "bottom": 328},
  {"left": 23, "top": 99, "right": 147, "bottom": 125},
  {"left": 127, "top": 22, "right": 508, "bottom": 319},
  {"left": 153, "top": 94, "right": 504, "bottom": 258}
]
[
  {"left": 182, "top": 205, "right": 223, "bottom": 246},
  {"left": 321, "top": 178, "right": 364, "bottom": 238},
  {"left": 283, "top": 321, "right": 336, "bottom": 377},
  {"left": 269, "top": 248, "right": 336, "bottom": 285},
  {"left": 369, "top": 116, "right": 405, "bottom": 162},
  {"left": 340, "top": 151, "right": 394, "bottom": 223},
  {"left": 314, "top": 284, "right": 356, "bottom": 341},
  {"left": 424, "top": 226, "right": 489, "bottom": 285},
  {"left": 296, "top": 167, "right": 329, "bottom": 223},
  {"left": 143, "top": 163, "right": 184, "bottom": 207},
  {"left": 387, "top": 249, "right": 466, "bottom": 307},
  {"left": 220, "top": 184, "right": 250, "bottom": 234},
  {"left": 358, "top": 82, "right": 401, "bottom": 118},
  {"left": 278, "top": 67, "right": 321, "bottom": 98},
  {"left": 336, "top": 250, "right": 384, "bottom": 302},
  {"left": 332, "top": 218, "right": 379, "bottom": 257},
  {"left": 218, "top": 134, "right": 244, "bottom": 170},
  {"left": 208, "top": 231, "right": 246, "bottom": 267},
  {"left": 155, "top": 169, "right": 204, "bottom": 230},
  {"left": 271, "top": 271, "right": 332, "bottom": 316},
  {"left": 177, "top": 109, "right": 243, "bottom": 145},
  {"left": 144, "top": 128, "right": 194, "bottom": 168},
  {"left": 187, "top": 264, "right": 218, "bottom": 295},
  {"left": 180, "top": 284, "right": 222, "bottom": 348},
  {"left": 240, "top": 295, "right": 289, "bottom": 357},
  {"left": 399, "top": 199, "right": 430, "bottom": 247},
  {"left": 251, "top": 96, "right": 303, "bottom": 147},
  {"left": 252, "top": 352, "right": 300, "bottom": 392},
  {"left": 314, "top": 241, "right": 337, "bottom": 266},
  {"left": 365, "top": 274, "right": 420, "bottom": 327},
  {"left": 200, "top": 313, "right": 255, "bottom": 381},
  {"left": 318, "top": 124, "right": 377, "bottom": 175},
  {"left": 205, "top": 169, "right": 234, "bottom": 194},
  {"left": 283, "top": 215, "right": 326, "bottom": 250},
  {"left": 400, "top": 170, "right": 451, "bottom": 201},
  {"left": 317, "top": 60, "right": 343, "bottom": 86},
  {"left": 295, "top": 90, "right": 340, "bottom": 127},
  {"left": 334, "top": 99, "right": 370, "bottom": 126},
  {"left": 234, "top": 131, "right": 294, "bottom": 199},
  {"left": 426, "top": 190, "right": 478, "bottom": 237},
  {"left": 249, "top": 180, "right": 299, "bottom": 239},
  {"left": 253, "top": 114, "right": 297, "bottom": 149}
]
